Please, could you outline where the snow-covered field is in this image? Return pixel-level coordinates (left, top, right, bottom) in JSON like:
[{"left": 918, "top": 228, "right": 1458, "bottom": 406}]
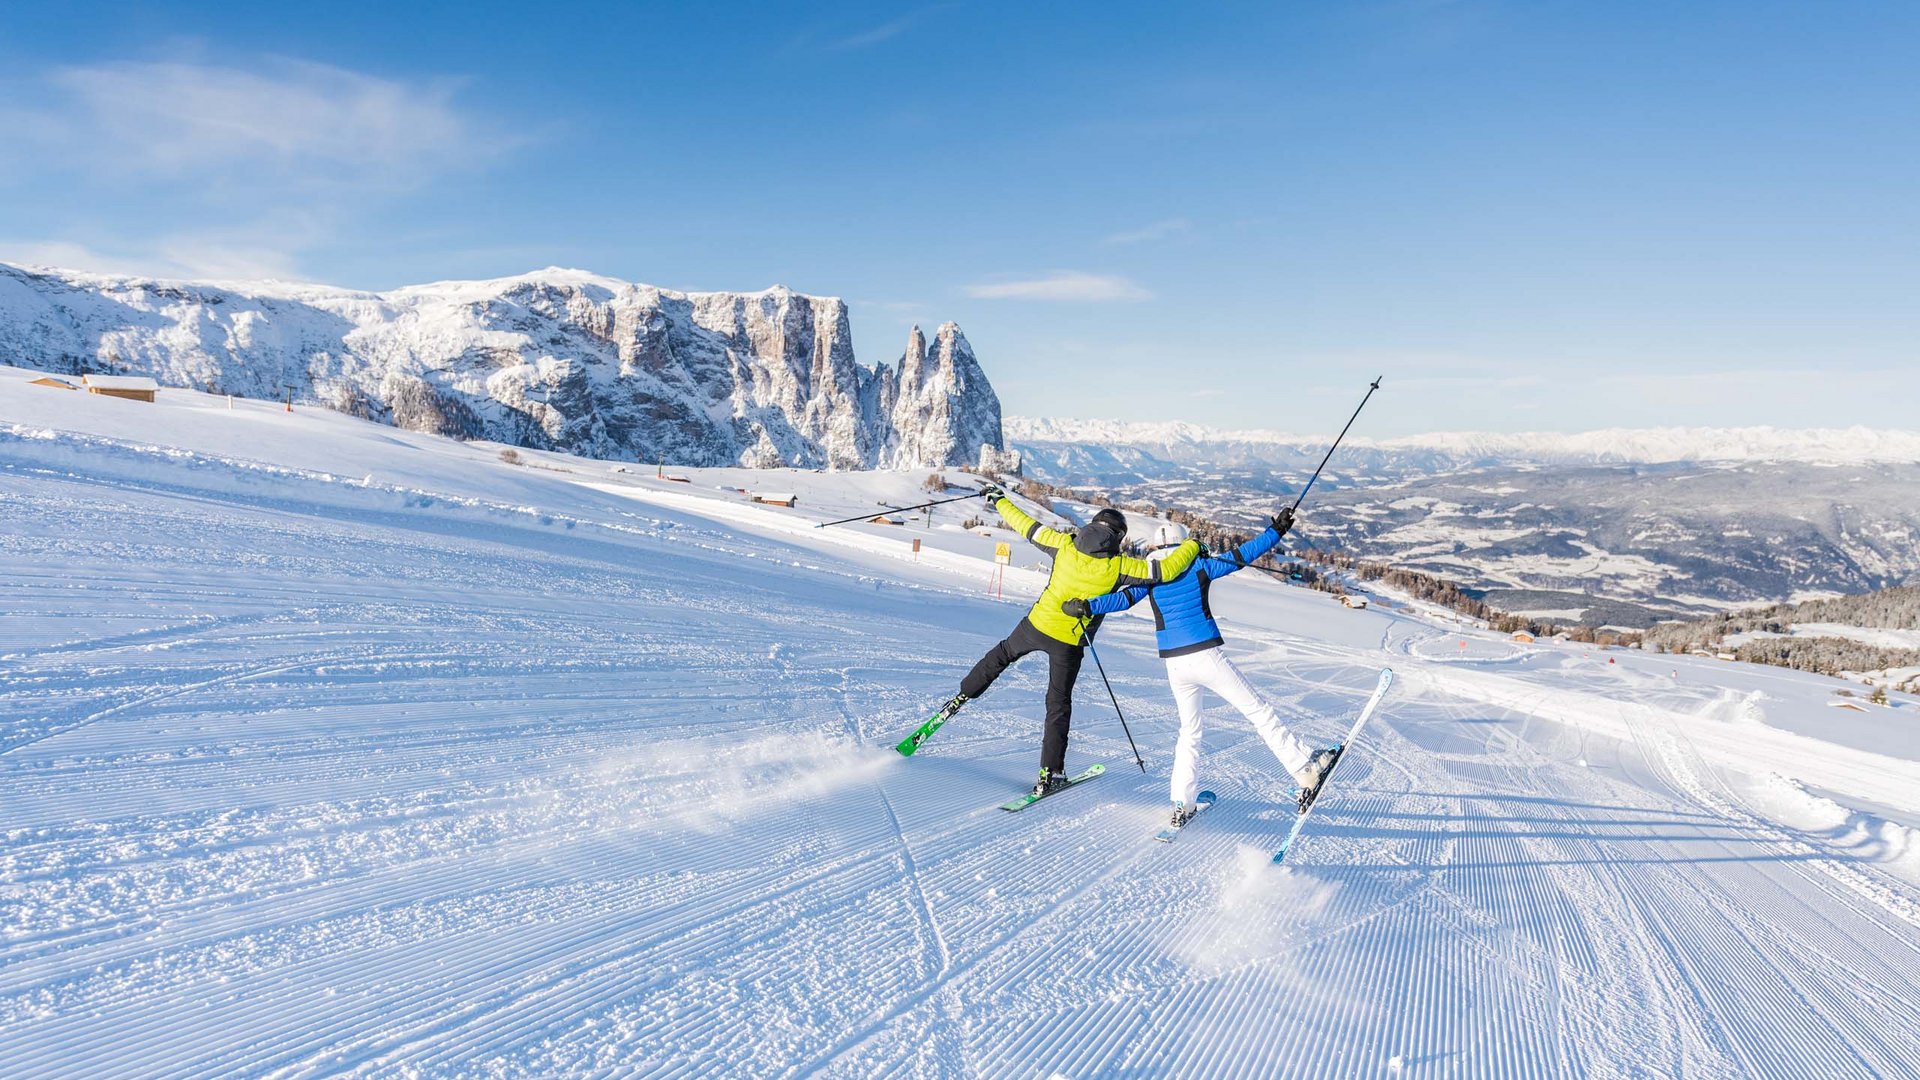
[{"left": 5, "top": 375, "right": 1920, "bottom": 1078}]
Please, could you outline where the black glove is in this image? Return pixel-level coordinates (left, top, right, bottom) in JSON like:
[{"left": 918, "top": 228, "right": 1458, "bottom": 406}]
[
  {"left": 978, "top": 482, "right": 1005, "bottom": 505},
  {"left": 1061, "top": 598, "right": 1091, "bottom": 619},
  {"left": 1270, "top": 506, "right": 1295, "bottom": 536}
]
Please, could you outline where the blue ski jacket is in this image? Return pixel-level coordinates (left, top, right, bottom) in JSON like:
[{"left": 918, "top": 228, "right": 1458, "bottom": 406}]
[{"left": 1084, "top": 525, "right": 1284, "bottom": 657}]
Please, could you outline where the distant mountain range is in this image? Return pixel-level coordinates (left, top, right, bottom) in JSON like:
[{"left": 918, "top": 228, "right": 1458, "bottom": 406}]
[
  {"left": 1007, "top": 417, "right": 1920, "bottom": 471},
  {"left": 1009, "top": 416, "right": 1920, "bottom": 621},
  {"left": 0, "top": 263, "right": 1012, "bottom": 471}
]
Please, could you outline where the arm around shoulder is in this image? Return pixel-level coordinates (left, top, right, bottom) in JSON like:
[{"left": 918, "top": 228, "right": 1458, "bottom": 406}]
[
  {"left": 1151, "top": 539, "right": 1203, "bottom": 582},
  {"left": 1086, "top": 584, "right": 1148, "bottom": 617}
]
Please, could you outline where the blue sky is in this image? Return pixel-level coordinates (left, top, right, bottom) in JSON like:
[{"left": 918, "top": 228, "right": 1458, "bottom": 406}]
[{"left": 1, "top": 1, "right": 1915, "bottom": 435}]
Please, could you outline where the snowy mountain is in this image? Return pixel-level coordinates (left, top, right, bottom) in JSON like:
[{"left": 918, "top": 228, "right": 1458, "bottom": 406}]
[
  {"left": 1011, "top": 415, "right": 1920, "bottom": 617},
  {"left": 1009, "top": 416, "right": 1920, "bottom": 470},
  {"left": 0, "top": 262, "right": 1010, "bottom": 470}
]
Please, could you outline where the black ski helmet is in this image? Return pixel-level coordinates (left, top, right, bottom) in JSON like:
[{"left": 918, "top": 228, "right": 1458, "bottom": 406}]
[{"left": 1091, "top": 508, "right": 1127, "bottom": 537}]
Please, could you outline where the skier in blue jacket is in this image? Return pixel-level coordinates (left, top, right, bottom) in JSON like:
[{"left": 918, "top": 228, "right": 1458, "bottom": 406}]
[{"left": 1065, "top": 507, "right": 1336, "bottom": 828}]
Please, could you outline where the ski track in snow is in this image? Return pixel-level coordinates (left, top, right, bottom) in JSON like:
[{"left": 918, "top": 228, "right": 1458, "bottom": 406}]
[{"left": 3, "top": 423, "right": 1920, "bottom": 1078}]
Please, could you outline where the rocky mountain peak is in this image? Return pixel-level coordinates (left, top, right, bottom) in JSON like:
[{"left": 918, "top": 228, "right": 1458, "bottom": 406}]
[
  {"left": 876, "top": 321, "right": 1011, "bottom": 472},
  {"left": 0, "top": 262, "right": 1010, "bottom": 472}
]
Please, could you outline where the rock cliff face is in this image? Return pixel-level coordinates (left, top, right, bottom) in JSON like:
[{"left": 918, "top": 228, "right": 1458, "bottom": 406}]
[
  {"left": 0, "top": 263, "right": 1010, "bottom": 470},
  {"left": 877, "top": 323, "right": 1008, "bottom": 470}
]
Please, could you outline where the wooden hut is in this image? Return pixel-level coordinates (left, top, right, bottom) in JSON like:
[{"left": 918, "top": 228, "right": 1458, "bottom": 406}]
[
  {"left": 28, "top": 374, "right": 81, "bottom": 391},
  {"left": 82, "top": 374, "right": 160, "bottom": 402},
  {"left": 750, "top": 493, "right": 799, "bottom": 508}
]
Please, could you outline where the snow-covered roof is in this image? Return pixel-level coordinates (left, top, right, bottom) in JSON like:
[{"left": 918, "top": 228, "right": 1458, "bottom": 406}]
[{"left": 83, "top": 374, "right": 160, "bottom": 392}]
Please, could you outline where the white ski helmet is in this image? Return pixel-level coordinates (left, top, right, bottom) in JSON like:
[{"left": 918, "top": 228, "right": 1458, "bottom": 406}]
[{"left": 1146, "top": 521, "right": 1190, "bottom": 553}]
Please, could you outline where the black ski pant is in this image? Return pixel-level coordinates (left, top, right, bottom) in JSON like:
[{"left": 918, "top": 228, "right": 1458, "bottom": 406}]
[{"left": 960, "top": 616, "right": 1085, "bottom": 774}]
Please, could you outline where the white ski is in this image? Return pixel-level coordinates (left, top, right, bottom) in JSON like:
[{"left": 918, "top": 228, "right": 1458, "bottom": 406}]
[{"left": 1273, "top": 667, "right": 1393, "bottom": 864}]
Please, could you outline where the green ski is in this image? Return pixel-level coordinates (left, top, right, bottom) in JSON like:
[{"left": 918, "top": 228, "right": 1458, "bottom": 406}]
[
  {"left": 895, "top": 695, "right": 967, "bottom": 756},
  {"left": 999, "top": 764, "right": 1106, "bottom": 811}
]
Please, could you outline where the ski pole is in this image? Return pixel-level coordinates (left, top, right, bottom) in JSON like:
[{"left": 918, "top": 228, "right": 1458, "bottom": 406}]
[
  {"left": 1290, "top": 376, "right": 1383, "bottom": 512},
  {"left": 813, "top": 489, "right": 985, "bottom": 529},
  {"left": 1080, "top": 619, "right": 1147, "bottom": 773}
]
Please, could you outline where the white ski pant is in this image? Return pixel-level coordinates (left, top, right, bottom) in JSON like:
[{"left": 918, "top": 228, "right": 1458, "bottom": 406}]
[{"left": 1164, "top": 646, "right": 1313, "bottom": 808}]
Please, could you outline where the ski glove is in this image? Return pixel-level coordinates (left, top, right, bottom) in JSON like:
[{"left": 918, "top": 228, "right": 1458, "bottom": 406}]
[
  {"left": 1061, "top": 598, "right": 1091, "bottom": 619},
  {"left": 1270, "top": 506, "right": 1295, "bottom": 536},
  {"left": 978, "top": 482, "right": 1006, "bottom": 505}
]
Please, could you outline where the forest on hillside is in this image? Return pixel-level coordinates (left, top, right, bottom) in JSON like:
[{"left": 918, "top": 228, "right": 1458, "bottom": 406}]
[{"left": 1642, "top": 586, "right": 1920, "bottom": 693}]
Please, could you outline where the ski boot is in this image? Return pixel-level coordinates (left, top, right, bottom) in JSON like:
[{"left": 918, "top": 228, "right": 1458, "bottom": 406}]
[
  {"left": 1031, "top": 767, "right": 1071, "bottom": 799},
  {"left": 934, "top": 692, "right": 969, "bottom": 722},
  {"left": 1169, "top": 802, "right": 1198, "bottom": 829},
  {"left": 1293, "top": 747, "right": 1341, "bottom": 811}
]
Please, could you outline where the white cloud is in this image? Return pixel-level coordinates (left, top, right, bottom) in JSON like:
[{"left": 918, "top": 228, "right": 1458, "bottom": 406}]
[
  {"left": 1, "top": 228, "right": 311, "bottom": 282},
  {"left": 825, "top": 5, "right": 951, "bottom": 51},
  {"left": 1105, "top": 217, "right": 1191, "bottom": 245},
  {"left": 2, "top": 203, "right": 338, "bottom": 282},
  {"left": 27, "top": 58, "right": 492, "bottom": 187},
  {"left": 0, "top": 238, "right": 299, "bottom": 282},
  {"left": 965, "top": 271, "right": 1152, "bottom": 303},
  {"left": 0, "top": 56, "right": 508, "bottom": 282},
  {"left": 831, "top": 16, "right": 920, "bottom": 50}
]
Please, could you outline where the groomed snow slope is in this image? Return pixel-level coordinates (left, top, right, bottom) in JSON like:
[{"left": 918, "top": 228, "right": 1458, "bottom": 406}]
[{"left": 4, "top": 378, "right": 1920, "bottom": 1078}]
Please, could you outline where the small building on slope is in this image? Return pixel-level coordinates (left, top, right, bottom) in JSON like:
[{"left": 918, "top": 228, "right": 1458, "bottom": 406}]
[{"left": 82, "top": 374, "right": 161, "bottom": 402}]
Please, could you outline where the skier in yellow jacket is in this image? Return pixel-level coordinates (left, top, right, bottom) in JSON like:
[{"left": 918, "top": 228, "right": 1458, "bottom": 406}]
[{"left": 936, "top": 483, "right": 1200, "bottom": 798}]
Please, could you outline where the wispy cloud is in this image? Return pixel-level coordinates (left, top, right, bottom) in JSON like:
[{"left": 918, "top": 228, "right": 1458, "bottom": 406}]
[
  {"left": 1, "top": 210, "right": 331, "bottom": 281},
  {"left": 1105, "top": 217, "right": 1191, "bottom": 245},
  {"left": 22, "top": 58, "right": 496, "bottom": 187},
  {"left": 826, "top": 6, "right": 951, "bottom": 51},
  {"left": 0, "top": 55, "right": 508, "bottom": 281},
  {"left": 0, "top": 238, "right": 300, "bottom": 281},
  {"left": 965, "top": 271, "right": 1152, "bottom": 303}
]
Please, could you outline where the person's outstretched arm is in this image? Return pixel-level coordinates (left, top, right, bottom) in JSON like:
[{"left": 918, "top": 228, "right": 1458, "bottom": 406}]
[
  {"left": 988, "top": 491, "right": 1071, "bottom": 553},
  {"left": 1114, "top": 538, "right": 1201, "bottom": 587},
  {"left": 1205, "top": 507, "right": 1295, "bottom": 578}
]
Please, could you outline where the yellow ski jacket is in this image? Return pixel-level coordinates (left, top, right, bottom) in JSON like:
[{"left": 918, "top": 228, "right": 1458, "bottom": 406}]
[{"left": 992, "top": 496, "right": 1200, "bottom": 645}]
